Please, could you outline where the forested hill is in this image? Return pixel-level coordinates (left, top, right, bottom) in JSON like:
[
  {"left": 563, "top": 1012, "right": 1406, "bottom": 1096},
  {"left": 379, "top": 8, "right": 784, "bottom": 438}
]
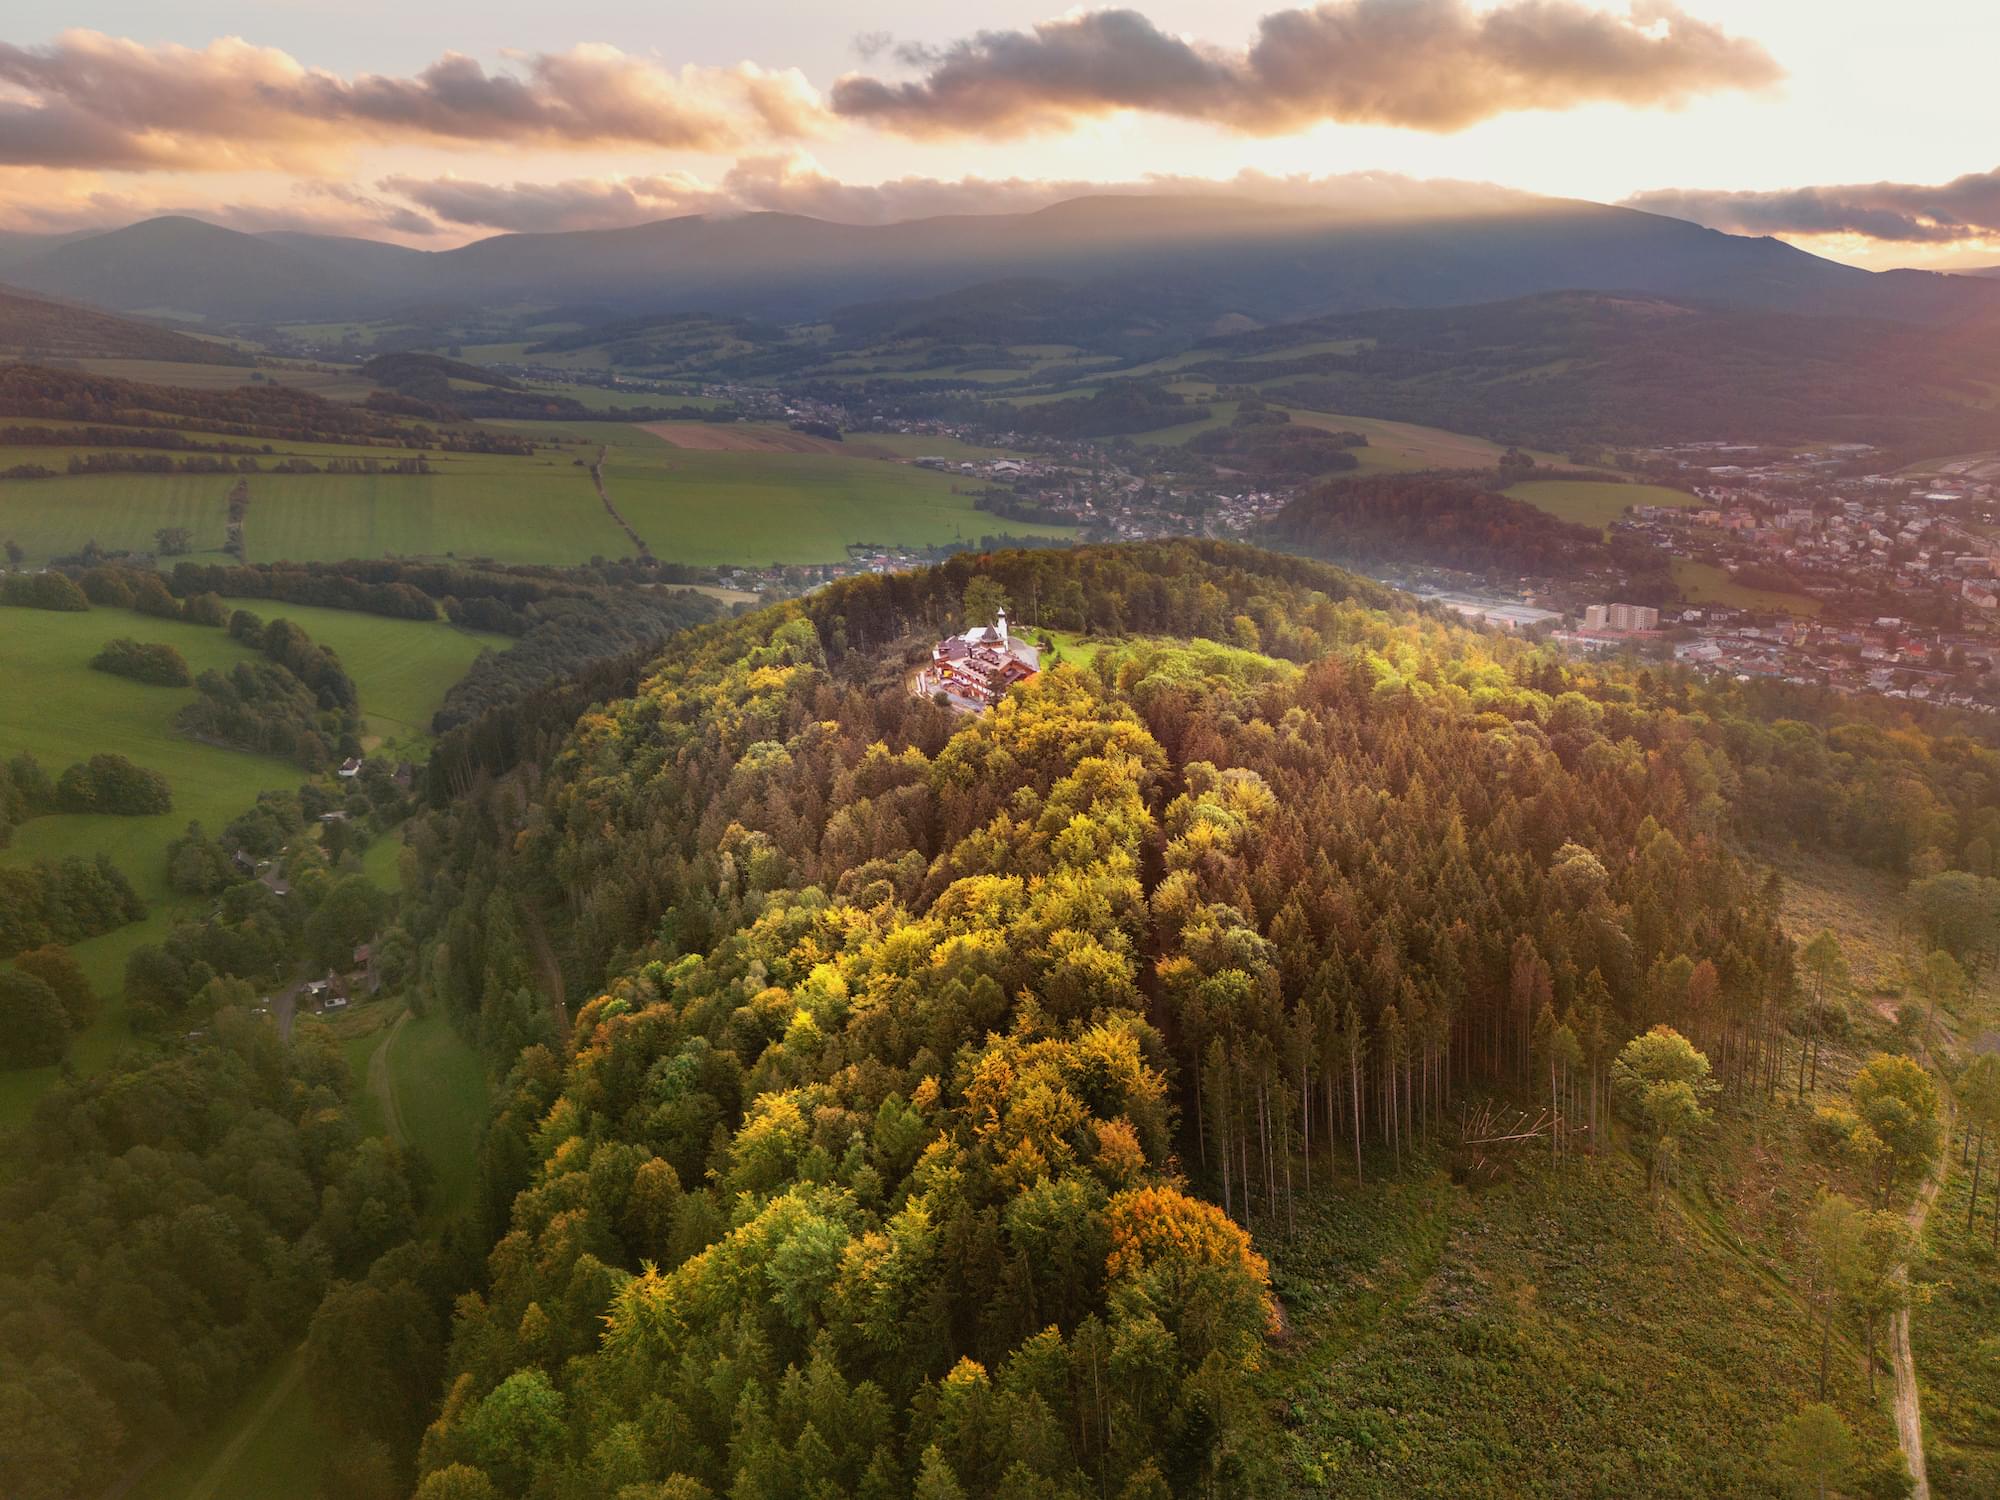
[
  {"left": 1260, "top": 471, "right": 1625, "bottom": 576},
  {"left": 1187, "top": 291, "right": 2000, "bottom": 455},
  {"left": 0, "top": 286, "right": 247, "bottom": 365},
  {"left": 380, "top": 542, "right": 1998, "bottom": 1499}
]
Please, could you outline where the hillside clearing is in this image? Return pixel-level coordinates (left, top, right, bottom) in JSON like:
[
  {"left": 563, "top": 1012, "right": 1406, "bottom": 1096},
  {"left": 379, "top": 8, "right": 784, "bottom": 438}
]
[{"left": 1505, "top": 478, "right": 1698, "bottom": 532}]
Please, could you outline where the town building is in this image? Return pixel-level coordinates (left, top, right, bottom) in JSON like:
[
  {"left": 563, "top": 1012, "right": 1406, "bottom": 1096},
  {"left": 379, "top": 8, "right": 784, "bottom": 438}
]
[{"left": 1581, "top": 602, "right": 1661, "bottom": 633}]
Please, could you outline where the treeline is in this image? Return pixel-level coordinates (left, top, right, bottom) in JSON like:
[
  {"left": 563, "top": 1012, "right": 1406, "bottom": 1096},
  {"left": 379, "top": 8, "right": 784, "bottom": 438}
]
[
  {"left": 0, "top": 285, "right": 247, "bottom": 365},
  {"left": 164, "top": 557, "right": 631, "bottom": 629},
  {"left": 1261, "top": 471, "right": 1625, "bottom": 576},
  {"left": 0, "top": 364, "right": 535, "bottom": 453},
  {"left": 362, "top": 351, "right": 732, "bottom": 425},
  {"left": 176, "top": 611, "right": 361, "bottom": 768},
  {"left": 0, "top": 571, "right": 89, "bottom": 611},
  {"left": 804, "top": 538, "right": 1397, "bottom": 651},
  {"left": 0, "top": 423, "right": 270, "bottom": 454},
  {"left": 52, "top": 753, "right": 173, "bottom": 816},
  {"left": 30, "top": 450, "right": 435, "bottom": 479},
  {"left": 1006, "top": 382, "right": 1205, "bottom": 437},
  {"left": 90, "top": 637, "right": 192, "bottom": 685},
  {"left": 0, "top": 945, "right": 98, "bottom": 1068},
  {"left": 0, "top": 1018, "right": 430, "bottom": 1500},
  {"left": 382, "top": 540, "right": 2000, "bottom": 1499},
  {"left": 0, "top": 852, "right": 143, "bottom": 961},
  {"left": 1184, "top": 403, "right": 1367, "bottom": 481},
  {"left": 0, "top": 750, "right": 172, "bottom": 838},
  {"left": 431, "top": 587, "right": 721, "bottom": 733}
]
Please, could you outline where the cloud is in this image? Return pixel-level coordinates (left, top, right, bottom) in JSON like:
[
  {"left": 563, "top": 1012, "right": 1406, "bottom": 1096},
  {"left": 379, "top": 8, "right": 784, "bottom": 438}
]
[
  {"left": 1625, "top": 169, "right": 2000, "bottom": 244},
  {"left": 380, "top": 158, "right": 1540, "bottom": 234},
  {"left": 0, "top": 172, "right": 447, "bottom": 239},
  {"left": 0, "top": 30, "right": 825, "bottom": 172},
  {"left": 831, "top": 0, "right": 1780, "bottom": 137}
]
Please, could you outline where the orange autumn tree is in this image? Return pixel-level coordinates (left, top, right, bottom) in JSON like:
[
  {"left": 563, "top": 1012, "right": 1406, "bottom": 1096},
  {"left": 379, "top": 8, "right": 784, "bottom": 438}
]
[{"left": 1106, "top": 1184, "right": 1276, "bottom": 1364}]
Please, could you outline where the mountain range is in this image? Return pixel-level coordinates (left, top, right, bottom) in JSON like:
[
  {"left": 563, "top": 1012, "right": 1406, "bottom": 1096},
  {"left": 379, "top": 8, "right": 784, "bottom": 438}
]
[{"left": 5, "top": 194, "right": 2000, "bottom": 332}]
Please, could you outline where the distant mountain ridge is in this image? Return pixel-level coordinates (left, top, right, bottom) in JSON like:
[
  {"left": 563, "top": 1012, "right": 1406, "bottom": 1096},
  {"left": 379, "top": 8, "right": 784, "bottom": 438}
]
[{"left": 8, "top": 195, "right": 2000, "bottom": 332}]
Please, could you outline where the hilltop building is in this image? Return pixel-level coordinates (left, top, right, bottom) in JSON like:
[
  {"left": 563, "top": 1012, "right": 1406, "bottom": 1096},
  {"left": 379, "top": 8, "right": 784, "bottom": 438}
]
[{"left": 918, "top": 607, "right": 1041, "bottom": 710}]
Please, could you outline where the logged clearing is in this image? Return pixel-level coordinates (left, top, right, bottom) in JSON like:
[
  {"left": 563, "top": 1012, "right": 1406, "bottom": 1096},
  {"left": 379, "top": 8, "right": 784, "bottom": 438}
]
[{"left": 637, "top": 420, "right": 849, "bottom": 454}]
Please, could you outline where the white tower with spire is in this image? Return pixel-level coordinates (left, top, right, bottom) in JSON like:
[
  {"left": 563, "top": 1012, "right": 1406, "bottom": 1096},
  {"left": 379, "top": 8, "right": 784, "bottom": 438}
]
[{"left": 995, "top": 606, "right": 1008, "bottom": 647}]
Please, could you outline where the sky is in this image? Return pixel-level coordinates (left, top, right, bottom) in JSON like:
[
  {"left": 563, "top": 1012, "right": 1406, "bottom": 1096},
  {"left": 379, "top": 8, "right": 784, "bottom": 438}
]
[{"left": 3, "top": 1, "right": 1998, "bottom": 268}]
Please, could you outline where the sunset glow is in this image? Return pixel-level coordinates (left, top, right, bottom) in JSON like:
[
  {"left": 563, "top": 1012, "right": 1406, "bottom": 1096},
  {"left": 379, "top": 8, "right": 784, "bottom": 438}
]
[{"left": 1, "top": 1, "right": 1995, "bottom": 266}]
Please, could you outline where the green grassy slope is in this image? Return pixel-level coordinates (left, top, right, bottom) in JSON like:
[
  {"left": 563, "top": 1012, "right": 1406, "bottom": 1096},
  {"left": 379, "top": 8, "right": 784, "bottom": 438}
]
[
  {"left": 0, "top": 602, "right": 501, "bottom": 1126},
  {"left": 1262, "top": 1154, "right": 1902, "bottom": 1498}
]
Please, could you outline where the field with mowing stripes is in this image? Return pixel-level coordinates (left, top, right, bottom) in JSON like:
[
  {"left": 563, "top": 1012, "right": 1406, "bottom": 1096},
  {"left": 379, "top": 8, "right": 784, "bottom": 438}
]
[
  {"left": 0, "top": 444, "right": 616, "bottom": 567},
  {"left": 523, "top": 421, "right": 1076, "bottom": 565}
]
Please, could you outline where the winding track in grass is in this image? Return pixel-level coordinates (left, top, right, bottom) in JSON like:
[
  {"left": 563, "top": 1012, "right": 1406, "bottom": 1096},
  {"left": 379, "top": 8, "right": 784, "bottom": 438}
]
[{"left": 1894, "top": 1083, "right": 1954, "bottom": 1499}]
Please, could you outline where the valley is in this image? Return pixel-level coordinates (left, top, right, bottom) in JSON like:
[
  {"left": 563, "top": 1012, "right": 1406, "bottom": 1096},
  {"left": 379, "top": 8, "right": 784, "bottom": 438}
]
[{"left": 3, "top": 66, "right": 2000, "bottom": 1500}]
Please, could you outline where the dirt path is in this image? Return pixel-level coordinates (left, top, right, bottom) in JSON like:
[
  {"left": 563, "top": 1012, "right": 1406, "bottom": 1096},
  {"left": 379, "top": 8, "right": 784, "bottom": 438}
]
[
  {"left": 589, "top": 443, "right": 651, "bottom": 556},
  {"left": 1892, "top": 1086, "right": 1955, "bottom": 1500},
  {"left": 183, "top": 1347, "right": 305, "bottom": 1500},
  {"left": 367, "top": 1010, "right": 412, "bottom": 1146}
]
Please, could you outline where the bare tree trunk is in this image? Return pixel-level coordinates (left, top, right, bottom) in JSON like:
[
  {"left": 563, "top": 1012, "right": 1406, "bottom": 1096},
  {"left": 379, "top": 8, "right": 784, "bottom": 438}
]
[
  {"left": 1817, "top": 1291, "right": 1832, "bottom": 1400},
  {"left": 1350, "top": 1047, "right": 1363, "bottom": 1185},
  {"left": 1866, "top": 1310, "right": 1876, "bottom": 1400},
  {"left": 1195, "top": 1062, "right": 1207, "bottom": 1171},
  {"left": 1970, "top": 1123, "right": 1987, "bottom": 1235}
]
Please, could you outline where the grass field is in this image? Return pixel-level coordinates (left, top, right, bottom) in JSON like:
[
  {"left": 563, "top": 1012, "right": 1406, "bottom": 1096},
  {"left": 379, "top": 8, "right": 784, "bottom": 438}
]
[
  {"left": 1506, "top": 478, "right": 1698, "bottom": 531},
  {"left": 0, "top": 607, "right": 303, "bottom": 1117},
  {"left": 207, "top": 599, "right": 506, "bottom": 747},
  {"left": 382, "top": 1010, "right": 488, "bottom": 1219},
  {"left": 1673, "top": 558, "right": 1824, "bottom": 616},
  {"left": 0, "top": 601, "right": 500, "bottom": 1126},
  {"left": 1259, "top": 1148, "right": 1902, "bottom": 1497},
  {"left": 0, "top": 444, "right": 625, "bottom": 568},
  {"left": 520, "top": 421, "right": 1075, "bottom": 565}
]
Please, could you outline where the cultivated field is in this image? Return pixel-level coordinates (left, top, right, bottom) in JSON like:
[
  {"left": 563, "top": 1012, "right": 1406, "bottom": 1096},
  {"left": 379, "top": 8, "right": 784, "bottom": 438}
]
[
  {"left": 0, "top": 445, "right": 624, "bottom": 567},
  {"left": 637, "top": 419, "right": 848, "bottom": 454},
  {"left": 519, "top": 421, "right": 1076, "bottom": 565}
]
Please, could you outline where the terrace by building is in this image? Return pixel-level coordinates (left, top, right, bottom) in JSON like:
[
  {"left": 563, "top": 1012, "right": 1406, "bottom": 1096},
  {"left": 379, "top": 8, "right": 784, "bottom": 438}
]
[{"left": 917, "top": 607, "right": 1041, "bottom": 710}]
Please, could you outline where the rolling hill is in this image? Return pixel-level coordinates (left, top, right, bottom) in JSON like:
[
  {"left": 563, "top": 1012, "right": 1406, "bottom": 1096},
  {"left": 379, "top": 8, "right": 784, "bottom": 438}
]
[
  {"left": 1143, "top": 290, "right": 2000, "bottom": 455},
  {"left": 11, "top": 194, "right": 2000, "bottom": 334},
  {"left": 0, "top": 285, "right": 249, "bottom": 365}
]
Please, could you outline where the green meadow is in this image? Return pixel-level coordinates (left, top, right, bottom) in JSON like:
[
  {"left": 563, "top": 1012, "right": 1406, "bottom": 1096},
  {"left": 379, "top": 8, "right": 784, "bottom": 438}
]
[
  {"left": 1672, "top": 558, "right": 1823, "bottom": 616},
  {"left": 1505, "top": 478, "right": 1698, "bottom": 532},
  {"left": 0, "top": 601, "right": 502, "bottom": 1125},
  {"left": 524, "top": 421, "right": 1076, "bottom": 565}
]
